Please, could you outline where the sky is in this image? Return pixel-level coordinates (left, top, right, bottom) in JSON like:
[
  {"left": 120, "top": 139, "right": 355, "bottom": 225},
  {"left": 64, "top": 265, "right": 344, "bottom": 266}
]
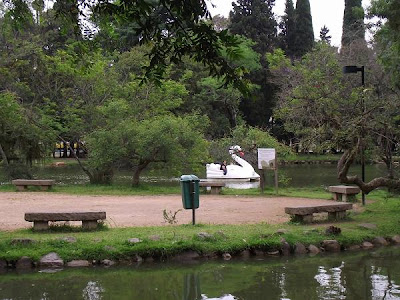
[{"left": 207, "top": 0, "right": 372, "bottom": 47}]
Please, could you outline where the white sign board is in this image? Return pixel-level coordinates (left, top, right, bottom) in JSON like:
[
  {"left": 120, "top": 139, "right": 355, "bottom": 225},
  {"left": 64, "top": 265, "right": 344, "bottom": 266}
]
[{"left": 258, "top": 148, "right": 276, "bottom": 170}]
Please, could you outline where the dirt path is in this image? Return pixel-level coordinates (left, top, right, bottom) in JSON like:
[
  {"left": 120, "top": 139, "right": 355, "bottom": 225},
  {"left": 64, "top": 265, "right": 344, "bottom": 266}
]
[{"left": 0, "top": 192, "right": 345, "bottom": 230}]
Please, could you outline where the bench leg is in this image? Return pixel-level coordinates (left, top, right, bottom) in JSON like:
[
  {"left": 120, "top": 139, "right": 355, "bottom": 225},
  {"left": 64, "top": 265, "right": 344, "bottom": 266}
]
[
  {"left": 210, "top": 187, "right": 221, "bottom": 194},
  {"left": 33, "top": 221, "right": 49, "bottom": 231},
  {"left": 16, "top": 185, "right": 27, "bottom": 191},
  {"left": 333, "top": 193, "right": 344, "bottom": 202},
  {"left": 82, "top": 220, "right": 98, "bottom": 230},
  {"left": 328, "top": 211, "right": 347, "bottom": 221},
  {"left": 291, "top": 214, "right": 313, "bottom": 223}
]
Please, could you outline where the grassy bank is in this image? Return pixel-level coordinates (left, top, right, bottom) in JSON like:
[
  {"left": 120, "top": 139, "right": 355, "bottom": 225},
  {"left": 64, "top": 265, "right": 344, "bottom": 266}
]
[
  {"left": 0, "top": 182, "right": 391, "bottom": 201},
  {"left": 0, "top": 192, "right": 399, "bottom": 263}
]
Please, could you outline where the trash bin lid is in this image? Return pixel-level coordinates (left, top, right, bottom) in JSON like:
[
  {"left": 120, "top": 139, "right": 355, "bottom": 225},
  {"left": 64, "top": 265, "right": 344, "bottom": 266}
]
[{"left": 180, "top": 174, "right": 200, "bottom": 182}]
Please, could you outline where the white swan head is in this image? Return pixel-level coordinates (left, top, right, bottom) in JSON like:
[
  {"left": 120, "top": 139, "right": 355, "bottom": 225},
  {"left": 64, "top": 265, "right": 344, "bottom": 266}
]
[{"left": 228, "top": 145, "right": 242, "bottom": 155}]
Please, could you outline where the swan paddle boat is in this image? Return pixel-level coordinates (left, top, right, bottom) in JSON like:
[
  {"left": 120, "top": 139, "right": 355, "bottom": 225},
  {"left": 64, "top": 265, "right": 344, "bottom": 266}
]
[{"left": 206, "top": 145, "right": 260, "bottom": 181}]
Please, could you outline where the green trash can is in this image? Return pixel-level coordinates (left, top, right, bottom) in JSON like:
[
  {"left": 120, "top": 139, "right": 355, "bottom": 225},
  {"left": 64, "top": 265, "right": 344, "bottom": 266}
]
[{"left": 180, "top": 175, "right": 200, "bottom": 209}]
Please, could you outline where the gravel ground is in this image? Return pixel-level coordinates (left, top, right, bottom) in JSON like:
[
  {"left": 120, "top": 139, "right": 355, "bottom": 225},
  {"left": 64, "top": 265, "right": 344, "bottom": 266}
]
[{"left": 0, "top": 192, "right": 346, "bottom": 230}]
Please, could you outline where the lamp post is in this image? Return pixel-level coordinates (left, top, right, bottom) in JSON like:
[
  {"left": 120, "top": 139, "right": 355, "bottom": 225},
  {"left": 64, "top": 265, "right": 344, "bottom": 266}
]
[{"left": 343, "top": 65, "right": 366, "bottom": 205}]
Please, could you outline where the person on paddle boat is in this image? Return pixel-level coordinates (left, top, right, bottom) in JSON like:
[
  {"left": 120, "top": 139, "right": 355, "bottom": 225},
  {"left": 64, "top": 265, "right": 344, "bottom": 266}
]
[{"left": 220, "top": 160, "right": 227, "bottom": 175}]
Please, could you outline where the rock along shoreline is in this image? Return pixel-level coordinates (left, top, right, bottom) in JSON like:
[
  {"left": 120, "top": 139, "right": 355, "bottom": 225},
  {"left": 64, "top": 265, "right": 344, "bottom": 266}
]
[{"left": 2, "top": 232, "right": 400, "bottom": 271}]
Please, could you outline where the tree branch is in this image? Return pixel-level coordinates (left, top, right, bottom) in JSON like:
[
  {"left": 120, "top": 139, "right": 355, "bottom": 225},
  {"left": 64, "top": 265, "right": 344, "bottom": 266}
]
[{"left": 337, "top": 140, "right": 400, "bottom": 193}]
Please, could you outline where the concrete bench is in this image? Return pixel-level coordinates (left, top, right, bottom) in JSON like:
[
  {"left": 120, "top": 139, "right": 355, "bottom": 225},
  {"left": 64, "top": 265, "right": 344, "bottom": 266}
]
[
  {"left": 328, "top": 185, "right": 360, "bottom": 202},
  {"left": 25, "top": 212, "right": 106, "bottom": 231},
  {"left": 12, "top": 179, "right": 55, "bottom": 191},
  {"left": 199, "top": 181, "right": 225, "bottom": 194},
  {"left": 285, "top": 203, "right": 353, "bottom": 223}
]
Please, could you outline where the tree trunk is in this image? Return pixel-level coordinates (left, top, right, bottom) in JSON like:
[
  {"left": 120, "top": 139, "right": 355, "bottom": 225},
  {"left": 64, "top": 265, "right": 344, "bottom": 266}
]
[
  {"left": 0, "top": 142, "right": 9, "bottom": 167},
  {"left": 132, "top": 168, "right": 141, "bottom": 186},
  {"left": 132, "top": 163, "right": 149, "bottom": 187},
  {"left": 59, "top": 136, "right": 95, "bottom": 183},
  {"left": 337, "top": 144, "right": 400, "bottom": 194}
]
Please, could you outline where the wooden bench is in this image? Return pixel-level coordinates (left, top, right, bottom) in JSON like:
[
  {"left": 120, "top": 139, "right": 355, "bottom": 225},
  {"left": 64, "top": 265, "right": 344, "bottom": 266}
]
[
  {"left": 25, "top": 212, "right": 106, "bottom": 231},
  {"left": 12, "top": 179, "right": 55, "bottom": 191},
  {"left": 199, "top": 181, "right": 225, "bottom": 194},
  {"left": 328, "top": 185, "right": 360, "bottom": 202},
  {"left": 285, "top": 203, "right": 353, "bottom": 223}
]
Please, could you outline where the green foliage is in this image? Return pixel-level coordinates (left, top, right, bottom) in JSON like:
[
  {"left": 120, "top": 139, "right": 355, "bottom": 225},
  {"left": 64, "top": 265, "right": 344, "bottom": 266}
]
[
  {"left": 0, "top": 92, "right": 56, "bottom": 176},
  {"left": 86, "top": 107, "right": 210, "bottom": 185},
  {"left": 370, "top": 0, "right": 400, "bottom": 88},
  {"left": 92, "top": 0, "right": 249, "bottom": 93},
  {"left": 210, "top": 124, "right": 292, "bottom": 166},
  {"left": 342, "top": 0, "right": 365, "bottom": 46},
  {"left": 293, "top": 0, "right": 314, "bottom": 58},
  {"left": 273, "top": 43, "right": 355, "bottom": 152},
  {"left": 229, "top": 0, "right": 278, "bottom": 55},
  {"left": 279, "top": 0, "right": 296, "bottom": 57}
]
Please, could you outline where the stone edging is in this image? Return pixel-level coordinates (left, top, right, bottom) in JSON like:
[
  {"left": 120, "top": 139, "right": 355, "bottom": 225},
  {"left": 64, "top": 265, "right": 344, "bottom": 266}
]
[{"left": 1, "top": 233, "right": 400, "bottom": 270}]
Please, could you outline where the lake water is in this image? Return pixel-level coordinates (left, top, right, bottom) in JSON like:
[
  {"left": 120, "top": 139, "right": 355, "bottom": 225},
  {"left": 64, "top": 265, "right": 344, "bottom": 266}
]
[
  {"left": 0, "top": 162, "right": 388, "bottom": 188},
  {"left": 1, "top": 247, "right": 399, "bottom": 299}
]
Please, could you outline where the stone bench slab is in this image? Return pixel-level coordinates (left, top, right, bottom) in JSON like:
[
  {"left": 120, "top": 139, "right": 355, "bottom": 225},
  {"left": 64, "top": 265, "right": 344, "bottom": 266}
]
[
  {"left": 328, "top": 185, "right": 360, "bottom": 202},
  {"left": 25, "top": 212, "right": 106, "bottom": 221},
  {"left": 199, "top": 182, "right": 226, "bottom": 187},
  {"left": 12, "top": 179, "right": 55, "bottom": 191},
  {"left": 328, "top": 185, "right": 360, "bottom": 194},
  {"left": 25, "top": 212, "right": 106, "bottom": 231},
  {"left": 285, "top": 203, "right": 352, "bottom": 215},
  {"left": 199, "top": 181, "right": 225, "bottom": 194},
  {"left": 12, "top": 179, "right": 55, "bottom": 186}
]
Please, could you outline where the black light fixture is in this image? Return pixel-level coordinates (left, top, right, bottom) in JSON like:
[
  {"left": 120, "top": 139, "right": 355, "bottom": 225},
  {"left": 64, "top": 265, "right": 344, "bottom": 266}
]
[
  {"left": 343, "top": 65, "right": 365, "bottom": 86},
  {"left": 343, "top": 65, "right": 366, "bottom": 205}
]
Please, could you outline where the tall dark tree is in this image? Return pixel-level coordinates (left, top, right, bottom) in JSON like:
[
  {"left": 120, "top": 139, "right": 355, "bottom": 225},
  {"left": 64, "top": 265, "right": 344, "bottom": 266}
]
[
  {"left": 342, "top": 0, "right": 365, "bottom": 46},
  {"left": 293, "top": 0, "right": 314, "bottom": 58},
  {"left": 229, "top": 0, "right": 279, "bottom": 129},
  {"left": 229, "top": 0, "right": 278, "bottom": 54},
  {"left": 320, "top": 25, "right": 332, "bottom": 44},
  {"left": 279, "top": 0, "right": 296, "bottom": 58}
]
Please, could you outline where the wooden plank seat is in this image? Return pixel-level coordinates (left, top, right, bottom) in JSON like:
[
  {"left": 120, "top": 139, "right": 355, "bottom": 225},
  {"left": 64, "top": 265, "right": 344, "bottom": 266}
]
[
  {"left": 328, "top": 185, "right": 360, "bottom": 202},
  {"left": 285, "top": 203, "right": 352, "bottom": 223},
  {"left": 199, "top": 181, "right": 225, "bottom": 194},
  {"left": 12, "top": 179, "right": 55, "bottom": 191},
  {"left": 25, "top": 212, "right": 106, "bottom": 231}
]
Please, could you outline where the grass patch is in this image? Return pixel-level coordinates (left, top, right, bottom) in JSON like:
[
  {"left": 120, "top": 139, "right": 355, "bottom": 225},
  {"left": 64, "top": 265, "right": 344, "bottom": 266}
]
[
  {"left": 0, "top": 182, "right": 394, "bottom": 202},
  {"left": 1, "top": 192, "right": 399, "bottom": 262},
  {"left": 0, "top": 183, "right": 181, "bottom": 195}
]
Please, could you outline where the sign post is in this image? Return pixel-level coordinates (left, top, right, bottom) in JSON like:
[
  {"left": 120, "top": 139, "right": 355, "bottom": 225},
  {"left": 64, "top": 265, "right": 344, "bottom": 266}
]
[{"left": 257, "top": 148, "right": 278, "bottom": 194}]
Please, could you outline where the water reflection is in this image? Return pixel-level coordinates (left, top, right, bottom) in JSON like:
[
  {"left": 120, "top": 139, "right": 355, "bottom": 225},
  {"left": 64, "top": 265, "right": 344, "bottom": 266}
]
[
  {"left": 370, "top": 267, "right": 400, "bottom": 299},
  {"left": 82, "top": 281, "right": 104, "bottom": 300},
  {"left": 221, "top": 180, "right": 260, "bottom": 190},
  {"left": 1, "top": 248, "right": 400, "bottom": 299},
  {"left": 0, "top": 163, "right": 388, "bottom": 188},
  {"left": 314, "top": 262, "right": 346, "bottom": 300}
]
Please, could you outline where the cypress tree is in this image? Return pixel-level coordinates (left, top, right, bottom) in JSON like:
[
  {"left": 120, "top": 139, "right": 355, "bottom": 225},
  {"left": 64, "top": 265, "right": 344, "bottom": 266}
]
[
  {"left": 279, "top": 0, "right": 296, "bottom": 58},
  {"left": 229, "top": 0, "right": 278, "bottom": 54},
  {"left": 293, "top": 0, "right": 314, "bottom": 58},
  {"left": 229, "top": 0, "right": 279, "bottom": 128},
  {"left": 341, "top": 0, "right": 365, "bottom": 46}
]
